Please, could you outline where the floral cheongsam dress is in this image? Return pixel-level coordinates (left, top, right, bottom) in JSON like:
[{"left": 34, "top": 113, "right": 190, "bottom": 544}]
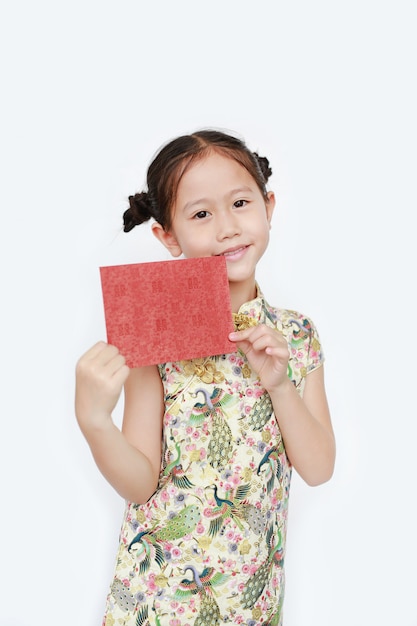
[{"left": 102, "top": 287, "right": 323, "bottom": 626}]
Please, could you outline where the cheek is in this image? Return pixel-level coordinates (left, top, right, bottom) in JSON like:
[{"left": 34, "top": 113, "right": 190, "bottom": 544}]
[
  {"left": 256, "top": 224, "right": 271, "bottom": 252},
  {"left": 253, "top": 216, "right": 271, "bottom": 237}
]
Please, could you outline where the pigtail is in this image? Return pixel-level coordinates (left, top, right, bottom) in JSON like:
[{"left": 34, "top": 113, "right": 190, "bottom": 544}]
[
  {"left": 253, "top": 152, "right": 272, "bottom": 183},
  {"left": 123, "top": 192, "right": 153, "bottom": 232}
]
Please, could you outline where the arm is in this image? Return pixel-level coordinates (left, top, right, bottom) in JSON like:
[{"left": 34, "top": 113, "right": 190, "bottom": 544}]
[
  {"left": 268, "top": 364, "right": 335, "bottom": 485},
  {"left": 229, "top": 327, "right": 335, "bottom": 486},
  {"left": 75, "top": 342, "right": 164, "bottom": 503}
]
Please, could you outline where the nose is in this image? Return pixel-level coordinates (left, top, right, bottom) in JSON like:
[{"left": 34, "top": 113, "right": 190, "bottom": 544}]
[{"left": 216, "top": 209, "right": 241, "bottom": 241}]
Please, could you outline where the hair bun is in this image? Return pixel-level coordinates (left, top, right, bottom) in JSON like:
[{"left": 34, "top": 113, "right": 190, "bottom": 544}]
[
  {"left": 254, "top": 153, "right": 272, "bottom": 183},
  {"left": 123, "top": 192, "right": 151, "bottom": 232}
]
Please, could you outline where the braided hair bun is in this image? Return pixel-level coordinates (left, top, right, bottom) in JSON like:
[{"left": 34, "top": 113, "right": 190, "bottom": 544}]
[
  {"left": 254, "top": 153, "right": 272, "bottom": 183},
  {"left": 123, "top": 192, "right": 152, "bottom": 233}
]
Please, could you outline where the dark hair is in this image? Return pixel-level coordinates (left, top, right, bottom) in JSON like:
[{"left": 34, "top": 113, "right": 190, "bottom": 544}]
[{"left": 123, "top": 129, "right": 273, "bottom": 232}]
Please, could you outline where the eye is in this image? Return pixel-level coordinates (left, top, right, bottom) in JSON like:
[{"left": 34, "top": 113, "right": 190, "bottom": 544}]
[
  {"left": 193, "top": 210, "right": 210, "bottom": 219},
  {"left": 233, "top": 199, "right": 247, "bottom": 208}
]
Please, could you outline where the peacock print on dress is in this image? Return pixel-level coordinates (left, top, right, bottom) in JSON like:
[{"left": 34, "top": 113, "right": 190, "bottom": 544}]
[{"left": 102, "top": 287, "right": 324, "bottom": 626}]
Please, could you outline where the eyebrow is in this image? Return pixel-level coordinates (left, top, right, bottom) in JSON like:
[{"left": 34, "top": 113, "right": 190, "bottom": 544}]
[{"left": 182, "top": 186, "right": 255, "bottom": 213}]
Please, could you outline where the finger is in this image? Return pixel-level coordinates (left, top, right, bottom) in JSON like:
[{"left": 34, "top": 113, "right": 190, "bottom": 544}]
[
  {"left": 234, "top": 328, "right": 284, "bottom": 351},
  {"left": 77, "top": 341, "right": 107, "bottom": 362},
  {"left": 229, "top": 328, "right": 256, "bottom": 342},
  {"left": 96, "top": 344, "right": 122, "bottom": 365},
  {"left": 230, "top": 325, "right": 285, "bottom": 342},
  {"left": 265, "top": 346, "right": 289, "bottom": 358},
  {"left": 84, "top": 344, "right": 124, "bottom": 370},
  {"left": 250, "top": 335, "right": 287, "bottom": 353},
  {"left": 114, "top": 363, "right": 130, "bottom": 386},
  {"left": 105, "top": 353, "right": 128, "bottom": 377}
]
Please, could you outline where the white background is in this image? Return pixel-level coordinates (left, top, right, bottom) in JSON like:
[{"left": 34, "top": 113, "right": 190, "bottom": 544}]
[{"left": 1, "top": 1, "right": 416, "bottom": 625}]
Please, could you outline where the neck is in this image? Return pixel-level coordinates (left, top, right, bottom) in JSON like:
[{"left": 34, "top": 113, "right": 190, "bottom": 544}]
[{"left": 229, "top": 279, "right": 257, "bottom": 313}]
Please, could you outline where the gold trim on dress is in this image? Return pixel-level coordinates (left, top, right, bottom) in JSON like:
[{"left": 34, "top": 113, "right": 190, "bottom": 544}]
[{"left": 232, "top": 313, "right": 258, "bottom": 331}]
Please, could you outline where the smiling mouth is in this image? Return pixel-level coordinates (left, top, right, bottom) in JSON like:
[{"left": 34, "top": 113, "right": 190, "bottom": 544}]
[{"left": 217, "top": 246, "right": 248, "bottom": 257}]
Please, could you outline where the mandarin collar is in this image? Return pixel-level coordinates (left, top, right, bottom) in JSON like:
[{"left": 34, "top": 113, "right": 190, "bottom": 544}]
[{"left": 236, "top": 283, "right": 266, "bottom": 322}]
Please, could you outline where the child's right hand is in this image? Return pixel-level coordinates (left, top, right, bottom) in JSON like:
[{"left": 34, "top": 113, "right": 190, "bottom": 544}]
[{"left": 75, "top": 341, "right": 130, "bottom": 433}]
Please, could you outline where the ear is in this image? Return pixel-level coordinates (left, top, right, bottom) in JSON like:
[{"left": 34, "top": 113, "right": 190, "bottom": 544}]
[
  {"left": 151, "top": 222, "right": 183, "bottom": 257},
  {"left": 265, "top": 191, "right": 276, "bottom": 226}
]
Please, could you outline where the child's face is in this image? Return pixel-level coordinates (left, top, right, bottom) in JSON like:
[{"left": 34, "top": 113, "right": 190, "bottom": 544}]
[{"left": 153, "top": 152, "right": 275, "bottom": 292}]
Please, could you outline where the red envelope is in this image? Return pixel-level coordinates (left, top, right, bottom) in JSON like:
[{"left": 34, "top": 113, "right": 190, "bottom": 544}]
[{"left": 99, "top": 256, "right": 235, "bottom": 367}]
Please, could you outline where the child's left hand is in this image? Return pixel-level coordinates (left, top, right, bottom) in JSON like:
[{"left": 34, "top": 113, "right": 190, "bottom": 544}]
[{"left": 229, "top": 325, "right": 290, "bottom": 392}]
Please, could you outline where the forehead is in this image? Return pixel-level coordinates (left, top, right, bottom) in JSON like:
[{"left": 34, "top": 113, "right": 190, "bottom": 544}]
[{"left": 176, "top": 152, "right": 255, "bottom": 198}]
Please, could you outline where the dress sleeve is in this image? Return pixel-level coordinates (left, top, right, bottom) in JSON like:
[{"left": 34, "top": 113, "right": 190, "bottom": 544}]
[
  {"left": 274, "top": 306, "right": 325, "bottom": 383},
  {"left": 305, "top": 316, "right": 324, "bottom": 373}
]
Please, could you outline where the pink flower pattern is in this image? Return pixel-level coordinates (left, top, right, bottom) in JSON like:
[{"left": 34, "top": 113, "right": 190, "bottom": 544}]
[{"left": 102, "top": 288, "right": 323, "bottom": 625}]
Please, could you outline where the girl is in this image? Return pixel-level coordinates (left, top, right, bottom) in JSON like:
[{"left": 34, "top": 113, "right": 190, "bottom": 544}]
[{"left": 75, "top": 129, "right": 335, "bottom": 625}]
